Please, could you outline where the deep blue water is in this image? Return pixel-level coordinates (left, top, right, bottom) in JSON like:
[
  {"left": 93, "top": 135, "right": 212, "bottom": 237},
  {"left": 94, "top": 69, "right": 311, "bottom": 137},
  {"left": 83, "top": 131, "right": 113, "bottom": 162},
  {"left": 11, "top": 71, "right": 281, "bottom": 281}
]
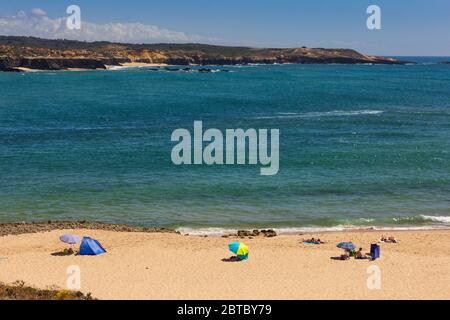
[{"left": 1, "top": 60, "right": 449, "bottom": 233}]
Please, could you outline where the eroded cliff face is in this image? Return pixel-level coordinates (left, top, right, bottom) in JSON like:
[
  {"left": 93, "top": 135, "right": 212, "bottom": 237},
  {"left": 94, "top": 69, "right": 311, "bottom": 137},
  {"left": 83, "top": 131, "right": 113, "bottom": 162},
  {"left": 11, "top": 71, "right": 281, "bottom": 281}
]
[{"left": 0, "top": 36, "right": 408, "bottom": 71}]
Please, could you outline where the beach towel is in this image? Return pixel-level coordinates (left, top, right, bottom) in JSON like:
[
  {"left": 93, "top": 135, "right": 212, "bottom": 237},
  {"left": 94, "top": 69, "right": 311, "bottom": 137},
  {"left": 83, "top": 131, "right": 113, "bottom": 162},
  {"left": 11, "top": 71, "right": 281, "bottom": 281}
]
[
  {"left": 79, "top": 236, "right": 107, "bottom": 256},
  {"left": 304, "top": 241, "right": 321, "bottom": 245}
]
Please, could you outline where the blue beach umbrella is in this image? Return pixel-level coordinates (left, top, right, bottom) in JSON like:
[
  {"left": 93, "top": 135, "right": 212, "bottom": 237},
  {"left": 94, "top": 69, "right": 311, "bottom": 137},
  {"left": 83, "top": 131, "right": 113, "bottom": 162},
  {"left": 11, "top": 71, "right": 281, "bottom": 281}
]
[
  {"left": 336, "top": 242, "right": 356, "bottom": 251},
  {"left": 59, "top": 234, "right": 81, "bottom": 244}
]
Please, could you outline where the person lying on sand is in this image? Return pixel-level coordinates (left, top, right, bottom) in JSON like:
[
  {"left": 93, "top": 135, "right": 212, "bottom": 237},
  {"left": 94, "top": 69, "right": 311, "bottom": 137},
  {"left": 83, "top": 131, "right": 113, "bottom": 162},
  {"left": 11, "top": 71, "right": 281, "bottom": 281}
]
[
  {"left": 222, "top": 256, "right": 242, "bottom": 262},
  {"left": 380, "top": 235, "right": 398, "bottom": 243},
  {"left": 340, "top": 253, "right": 350, "bottom": 260},
  {"left": 63, "top": 248, "right": 74, "bottom": 255},
  {"left": 303, "top": 238, "right": 325, "bottom": 244},
  {"left": 388, "top": 236, "right": 398, "bottom": 243}
]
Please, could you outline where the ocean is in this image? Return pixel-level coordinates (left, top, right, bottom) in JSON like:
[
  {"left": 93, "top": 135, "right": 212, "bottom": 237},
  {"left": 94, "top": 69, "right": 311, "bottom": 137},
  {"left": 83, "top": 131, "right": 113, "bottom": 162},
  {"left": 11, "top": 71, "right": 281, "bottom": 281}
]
[{"left": 1, "top": 58, "right": 449, "bottom": 234}]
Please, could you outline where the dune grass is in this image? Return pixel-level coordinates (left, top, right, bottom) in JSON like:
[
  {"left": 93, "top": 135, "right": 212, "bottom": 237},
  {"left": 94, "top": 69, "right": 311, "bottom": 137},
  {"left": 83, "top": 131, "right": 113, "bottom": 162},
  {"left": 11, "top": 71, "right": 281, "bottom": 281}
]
[{"left": 0, "top": 281, "right": 95, "bottom": 300}]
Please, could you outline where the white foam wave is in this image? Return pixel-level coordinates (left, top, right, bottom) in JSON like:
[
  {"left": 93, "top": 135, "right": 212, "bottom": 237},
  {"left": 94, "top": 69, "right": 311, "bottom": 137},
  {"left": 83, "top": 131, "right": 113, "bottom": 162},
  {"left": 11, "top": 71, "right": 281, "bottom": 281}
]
[
  {"left": 420, "top": 215, "right": 450, "bottom": 223},
  {"left": 176, "top": 224, "right": 449, "bottom": 236},
  {"left": 176, "top": 227, "right": 238, "bottom": 236},
  {"left": 255, "top": 110, "right": 383, "bottom": 120},
  {"left": 106, "top": 66, "right": 127, "bottom": 71},
  {"left": 176, "top": 226, "right": 354, "bottom": 236}
]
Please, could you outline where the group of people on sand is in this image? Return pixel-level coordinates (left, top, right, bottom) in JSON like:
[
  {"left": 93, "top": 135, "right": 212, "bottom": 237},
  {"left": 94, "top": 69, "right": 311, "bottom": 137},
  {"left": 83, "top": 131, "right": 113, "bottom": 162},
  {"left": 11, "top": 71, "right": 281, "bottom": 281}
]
[
  {"left": 301, "top": 234, "right": 398, "bottom": 261},
  {"left": 380, "top": 235, "right": 398, "bottom": 243},
  {"left": 340, "top": 247, "right": 368, "bottom": 260},
  {"left": 339, "top": 235, "right": 398, "bottom": 260}
]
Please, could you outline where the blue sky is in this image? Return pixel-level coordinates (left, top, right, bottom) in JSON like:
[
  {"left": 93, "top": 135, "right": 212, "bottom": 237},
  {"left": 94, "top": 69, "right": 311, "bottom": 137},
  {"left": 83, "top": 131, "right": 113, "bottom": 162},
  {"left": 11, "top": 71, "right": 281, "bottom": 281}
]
[{"left": 0, "top": 0, "right": 449, "bottom": 55}]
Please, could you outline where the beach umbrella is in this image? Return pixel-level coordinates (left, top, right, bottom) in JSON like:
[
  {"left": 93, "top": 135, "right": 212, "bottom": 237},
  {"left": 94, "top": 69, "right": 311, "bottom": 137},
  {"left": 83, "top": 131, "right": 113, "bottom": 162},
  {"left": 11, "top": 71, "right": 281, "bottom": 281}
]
[
  {"left": 59, "top": 234, "right": 81, "bottom": 244},
  {"left": 336, "top": 242, "right": 356, "bottom": 250},
  {"left": 228, "top": 242, "right": 249, "bottom": 260}
]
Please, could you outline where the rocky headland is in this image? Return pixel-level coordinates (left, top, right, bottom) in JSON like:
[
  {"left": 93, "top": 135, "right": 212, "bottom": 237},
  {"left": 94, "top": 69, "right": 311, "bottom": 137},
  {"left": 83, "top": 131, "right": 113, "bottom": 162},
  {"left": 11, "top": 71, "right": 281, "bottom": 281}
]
[{"left": 0, "top": 35, "right": 411, "bottom": 71}]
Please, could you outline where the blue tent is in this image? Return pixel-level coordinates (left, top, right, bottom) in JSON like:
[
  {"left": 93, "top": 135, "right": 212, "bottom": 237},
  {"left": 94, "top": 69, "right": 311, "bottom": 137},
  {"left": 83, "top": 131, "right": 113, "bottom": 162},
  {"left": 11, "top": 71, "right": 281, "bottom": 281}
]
[{"left": 79, "top": 236, "right": 107, "bottom": 256}]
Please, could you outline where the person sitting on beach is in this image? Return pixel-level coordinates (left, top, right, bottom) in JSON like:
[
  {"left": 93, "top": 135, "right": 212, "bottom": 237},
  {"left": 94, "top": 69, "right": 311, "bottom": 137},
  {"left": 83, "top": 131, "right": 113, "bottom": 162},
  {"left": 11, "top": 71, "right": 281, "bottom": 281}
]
[{"left": 355, "top": 248, "right": 365, "bottom": 259}]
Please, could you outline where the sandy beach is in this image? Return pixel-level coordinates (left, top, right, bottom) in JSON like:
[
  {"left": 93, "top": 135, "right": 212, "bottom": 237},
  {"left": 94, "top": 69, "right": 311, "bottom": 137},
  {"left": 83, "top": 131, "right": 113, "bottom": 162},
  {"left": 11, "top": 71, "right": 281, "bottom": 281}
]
[
  {"left": 120, "top": 62, "right": 168, "bottom": 67},
  {"left": 12, "top": 62, "right": 167, "bottom": 72},
  {"left": 106, "top": 62, "right": 168, "bottom": 70},
  {"left": 1, "top": 226, "right": 449, "bottom": 300}
]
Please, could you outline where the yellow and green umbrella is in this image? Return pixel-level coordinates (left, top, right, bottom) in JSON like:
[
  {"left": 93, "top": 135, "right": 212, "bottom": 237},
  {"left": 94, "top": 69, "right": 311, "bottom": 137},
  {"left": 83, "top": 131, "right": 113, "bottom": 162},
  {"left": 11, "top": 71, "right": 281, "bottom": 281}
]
[{"left": 228, "top": 242, "right": 249, "bottom": 260}]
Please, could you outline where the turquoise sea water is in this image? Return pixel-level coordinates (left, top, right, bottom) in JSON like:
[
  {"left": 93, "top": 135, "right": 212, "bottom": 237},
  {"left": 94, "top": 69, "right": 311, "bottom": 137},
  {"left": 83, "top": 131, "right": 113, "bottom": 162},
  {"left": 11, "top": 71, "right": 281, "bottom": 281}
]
[{"left": 1, "top": 58, "right": 449, "bottom": 233}]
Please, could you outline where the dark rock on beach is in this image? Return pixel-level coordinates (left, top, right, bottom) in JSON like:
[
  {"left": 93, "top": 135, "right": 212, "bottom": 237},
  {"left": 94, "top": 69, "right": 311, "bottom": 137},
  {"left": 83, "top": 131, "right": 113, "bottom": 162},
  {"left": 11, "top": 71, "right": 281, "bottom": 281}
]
[
  {"left": 236, "top": 229, "right": 277, "bottom": 238},
  {"left": 0, "top": 220, "right": 178, "bottom": 237},
  {"left": 237, "top": 230, "right": 254, "bottom": 237},
  {"left": 260, "top": 229, "right": 277, "bottom": 237}
]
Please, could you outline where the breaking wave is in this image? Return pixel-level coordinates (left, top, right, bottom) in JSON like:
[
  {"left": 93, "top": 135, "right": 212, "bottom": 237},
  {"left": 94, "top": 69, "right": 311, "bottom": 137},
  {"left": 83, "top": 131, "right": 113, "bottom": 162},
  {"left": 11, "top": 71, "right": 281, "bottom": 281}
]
[
  {"left": 176, "top": 223, "right": 450, "bottom": 237},
  {"left": 254, "top": 110, "right": 384, "bottom": 120},
  {"left": 420, "top": 215, "right": 450, "bottom": 224}
]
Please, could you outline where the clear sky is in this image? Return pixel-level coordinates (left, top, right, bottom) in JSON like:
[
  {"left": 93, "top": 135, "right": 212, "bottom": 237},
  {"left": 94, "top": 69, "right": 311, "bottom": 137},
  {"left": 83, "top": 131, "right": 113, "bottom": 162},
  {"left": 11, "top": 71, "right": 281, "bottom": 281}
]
[{"left": 0, "top": 0, "right": 449, "bottom": 56}]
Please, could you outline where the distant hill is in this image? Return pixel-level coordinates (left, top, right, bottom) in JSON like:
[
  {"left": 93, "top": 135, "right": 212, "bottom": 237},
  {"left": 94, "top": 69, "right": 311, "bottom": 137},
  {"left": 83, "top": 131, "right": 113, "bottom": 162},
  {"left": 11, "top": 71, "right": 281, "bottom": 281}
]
[{"left": 0, "top": 35, "right": 408, "bottom": 71}]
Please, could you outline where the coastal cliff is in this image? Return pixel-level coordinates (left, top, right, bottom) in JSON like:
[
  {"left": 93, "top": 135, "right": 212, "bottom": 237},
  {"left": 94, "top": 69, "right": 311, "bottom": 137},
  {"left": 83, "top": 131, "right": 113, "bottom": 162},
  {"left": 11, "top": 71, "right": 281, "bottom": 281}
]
[{"left": 0, "top": 35, "right": 408, "bottom": 71}]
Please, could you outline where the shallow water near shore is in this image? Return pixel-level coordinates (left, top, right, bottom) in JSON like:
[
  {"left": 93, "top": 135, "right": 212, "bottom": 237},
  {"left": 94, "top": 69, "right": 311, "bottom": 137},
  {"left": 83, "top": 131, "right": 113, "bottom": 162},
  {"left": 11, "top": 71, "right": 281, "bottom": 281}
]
[{"left": 1, "top": 59, "right": 450, "bottom": 232}]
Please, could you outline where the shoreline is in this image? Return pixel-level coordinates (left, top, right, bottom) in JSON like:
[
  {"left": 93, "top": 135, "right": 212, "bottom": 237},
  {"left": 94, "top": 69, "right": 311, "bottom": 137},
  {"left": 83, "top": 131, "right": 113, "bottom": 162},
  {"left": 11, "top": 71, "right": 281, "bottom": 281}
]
[
  {"left": 112, "top": 62, "right": 168, "bottom": 68},
  {"left": 105, "top": 62, "right": 168, "bottom": 70},
  {"left": 3, "top": 60, "right": 421, "bottom": 73},
  {"left": 1, "top": 220, "right": 449, "bottom": 237},
  {"left": 1, "top": 226, "right": 449, "bottom": 299},
  {"left": 176, "top": 224, "right": 450, "bottom": 236},
  {"left": 6, "top": 61, "right": 447, "bottom": 73},
  {"left": 9, "top": 62, "right": 169, "bottom": 73}
]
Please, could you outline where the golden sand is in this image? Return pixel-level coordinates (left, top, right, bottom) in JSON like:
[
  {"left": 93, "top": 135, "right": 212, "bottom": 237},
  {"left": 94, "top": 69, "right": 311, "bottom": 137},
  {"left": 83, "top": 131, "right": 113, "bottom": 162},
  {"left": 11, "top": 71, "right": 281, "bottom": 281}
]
[{"left": 1, "top": 229, "right": 449, "bottom": 299}]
